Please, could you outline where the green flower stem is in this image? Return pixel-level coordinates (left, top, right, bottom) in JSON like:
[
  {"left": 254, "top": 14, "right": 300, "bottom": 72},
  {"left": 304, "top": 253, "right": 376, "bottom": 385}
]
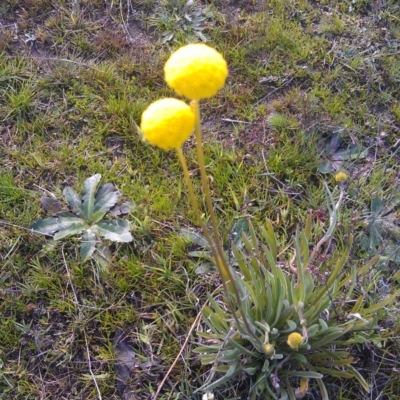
[
  {"left": 190, "top": 100, "right": 260, "bottom": 344},
  {"left": 176, "top": 147, "right": 243, "bottom": 327},
  {"left": 191, "top": 100, "right": 225, "bottom": 257},
  {"left": 176, "top": 147, "right": 209, "bottom": 234},
  {"left": 176, "top": 148, "right": 230, "bottom": 292}
]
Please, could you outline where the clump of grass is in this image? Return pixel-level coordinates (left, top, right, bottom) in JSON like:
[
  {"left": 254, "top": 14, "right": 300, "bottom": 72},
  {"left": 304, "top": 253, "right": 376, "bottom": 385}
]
[
  {"left": 318, "top": 14, "right": 345, "bottom": 36},
  {"left": 267, "top": 112, "right": 299, "bottom": 131},
  {"left": 4, "top": 83, "right": 36, "bottom": 120}
]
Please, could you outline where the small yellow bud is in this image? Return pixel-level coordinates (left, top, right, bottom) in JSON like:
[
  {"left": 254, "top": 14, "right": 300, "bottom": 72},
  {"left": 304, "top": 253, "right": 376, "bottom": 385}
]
[
  {"left": 334, "top": 172, "right": 348, "bottom": 182},
  {"left": 263, "top": 343, "right": 275, "bottom": 356},
  {"left": 287, "top": 332, "right": 303, "bottom": 350}
]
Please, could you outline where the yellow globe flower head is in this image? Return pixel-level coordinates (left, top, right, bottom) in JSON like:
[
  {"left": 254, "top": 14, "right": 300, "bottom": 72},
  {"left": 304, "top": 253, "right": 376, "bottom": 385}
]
[
  {"left": 287, "top": 332, "right": 304, "bottom": 350},
  {"left": 164, "top": 43, "right": 228, "bottom": 100},
  {"left": 334, "top": 171, "right": 348, "bottom": 182},
  {"left": 140, "top": 98, "right": 195, "bottom": 150}
]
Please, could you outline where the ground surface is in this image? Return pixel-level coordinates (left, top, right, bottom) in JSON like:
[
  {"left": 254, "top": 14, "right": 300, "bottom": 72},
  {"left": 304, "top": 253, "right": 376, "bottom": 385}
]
[{"left": 1, "top": 0, "right": 400, "bottom": 399}]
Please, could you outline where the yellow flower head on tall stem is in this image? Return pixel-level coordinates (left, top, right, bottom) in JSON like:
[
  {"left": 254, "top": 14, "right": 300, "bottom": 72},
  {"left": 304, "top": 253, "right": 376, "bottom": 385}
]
[
  {"left": 164, "top": 43, "right": 228, "bottom": 100},
  {"left": 140, "top": 98, "right": 195, "bottom": 150}
]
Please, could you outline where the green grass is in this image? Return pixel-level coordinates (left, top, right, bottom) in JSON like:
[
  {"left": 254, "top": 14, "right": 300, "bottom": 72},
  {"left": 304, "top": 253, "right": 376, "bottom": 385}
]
[{"left": 1, "top": 0, "right": 400, "bottom": 399}]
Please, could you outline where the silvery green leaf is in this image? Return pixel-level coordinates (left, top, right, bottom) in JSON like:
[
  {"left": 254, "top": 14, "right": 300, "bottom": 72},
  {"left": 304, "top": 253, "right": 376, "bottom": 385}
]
[
  {"left": 227, "top": 339, "right": 262, "bottom": 359},
  {"left": 370, "top": 198, "right": 385, "bottom": 215},
  {"left": 161, "top": 32, "right": 174, "bottom": 43},
  {"left": 218, "top": 349, "right": 241, "bottom": 363},
  {"left": 30, "top": 217, "right": 64, "bottom": 235},
  {"left": 344, "top": 365, "right": 370, "bottom": 392},
  {"left": 199, "top": 354, "right": 219, "bottom": 365},
  {"left": 317, "top": 160, "right": 334, "bottom": 174},
  {"left": 81, "top": 174, "right": 101, "bottom": 221},
  {"left": 270, "top": 353, "right": 284, "bottom": 360},
  {"left": 53, "top": 220, "right": 88, "bottom": 240},
  {"left": 181, "top": 228, "right": 211, "bottom": 250},
  {"left": 93, "top": 220, "right": 133, "bottom": 242},
  {"left": 195, "top": 262, "right": 215, "bottom": 274},
  {"left": 292, "top": 353, "right": 308, "bottom": 363},
  {"left": 334, "top": 145, "right": 368, "bottom": 160},
  {"left": 319, "top": 318, "right": 329, "bottom": 331},
  {"left": 280, "top": 320, "right": 297, "bottom": 333},
  {"left": 229, "top": 218, "right": 249, "bottom": 250},
  {"left": 30, "top": 214, "right": 84, "bottom": 236},
  {"left": 195, "top": 30, "right": 208, "bottom": 42},
  {"left": 108, "top": 201, "right": 134, "bottom": 217},
  {"left": 200, "top": 362, "right": 242, "bottom": 392},
  {"left": 326, "top": 132, "right": 341, "bottom": 154},
  {"left": 193, "top": 345, "right": 221, "bottom": 353},
  {"left": 95, "top": 183, "right": 115, "bottom": 201},
  {"left": 57, "top": 214, "right": 86, "bottom": 224},
  {"left": 63, "top": 187, "right": 83, "bottom": 217},
  {"left": 189, "top": 250, "right": 213, "bottom": 259},
  {"left": 80, "top": 229, "right": 97, "bottom": 261},
  {"left": 92, "top": 184, "right": 120, "bottom": 223},
  {"left": 243, "top": 366, "right": 258, "bottom": 375}
]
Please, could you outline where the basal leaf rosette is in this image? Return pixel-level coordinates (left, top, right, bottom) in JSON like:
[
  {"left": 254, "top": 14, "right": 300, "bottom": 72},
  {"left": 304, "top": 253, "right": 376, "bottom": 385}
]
[
  {"left": 140, "top": 98, "right": 195, "bottom": 150},
  {"left": 164, "top": 43, "right": 228, "bottom": 100}
]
